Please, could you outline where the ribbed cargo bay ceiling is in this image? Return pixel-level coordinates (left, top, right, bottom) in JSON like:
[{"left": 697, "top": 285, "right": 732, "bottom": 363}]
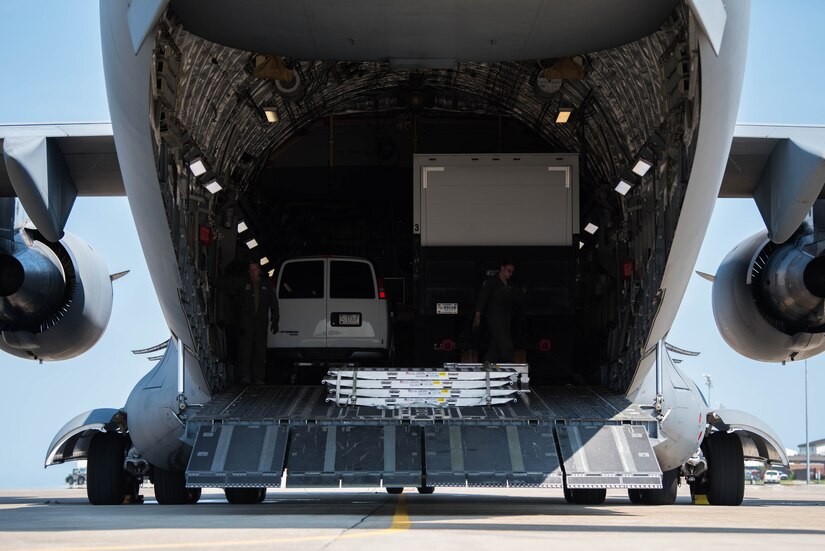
[
  {"left": 155, "top": 1, "right": 689, "bottom": 191},
  {"left": 151, "top": 1, "right": 699, "bottom": 392}
]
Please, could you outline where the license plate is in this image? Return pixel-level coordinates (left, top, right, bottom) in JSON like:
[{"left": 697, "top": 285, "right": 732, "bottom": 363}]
[
  {"left": 436, "top": 303, "right": 458, "bottom": 314},
  {"left": 335, "top": 313, "right": 361, "bottom": 326}
]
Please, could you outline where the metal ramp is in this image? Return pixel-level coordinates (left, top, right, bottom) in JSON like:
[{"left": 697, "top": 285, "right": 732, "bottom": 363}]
[
  {"left": 187, "top": 424, "right": 288, "bottom": 488},
  {"left": 184, "top": 385, "right": 662, "bottom": 489},
  {"left": 557, "top": 425, "right": 662, "bottom": 488}
]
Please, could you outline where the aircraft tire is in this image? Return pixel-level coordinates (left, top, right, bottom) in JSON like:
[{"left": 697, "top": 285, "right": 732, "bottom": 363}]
[
  {"left": 224, "top": 487, "right": 267, "bottom": 504},
  {"left": 154, "top": 467, "right": 199, "bottom": 505},
  {"left": 563, "top": 487, "right": 606, "bottom": 505},
  {"left": 704, "top": 432, "right": 745, "bottom": 506},
  {"left": 386, "top": 487, "right": 404, "bottom": 494},
  {"left": 635, "top": 468, "right": 680, "bottom": 505},
  {"left": 627, "top": 489, "right": 644, "bottom": 504},
  {"left": 87, "top": 432, "right": 127, "bottom": 505},
  {"left": 417, "top": 486, "right": 435, "bottom": 494}
]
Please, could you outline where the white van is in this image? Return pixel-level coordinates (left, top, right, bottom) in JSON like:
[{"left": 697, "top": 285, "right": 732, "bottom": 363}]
[{"left": 268, "top": 256, "right": 391, "bottom": 363}]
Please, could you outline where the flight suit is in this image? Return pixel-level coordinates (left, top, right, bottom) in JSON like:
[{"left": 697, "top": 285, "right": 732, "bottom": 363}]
[
  {"left": 475, "top": 276, "right": 516, "bottom": 363},
  {"left": 237, "top": 279, "right": 279, "bottom": 384}
]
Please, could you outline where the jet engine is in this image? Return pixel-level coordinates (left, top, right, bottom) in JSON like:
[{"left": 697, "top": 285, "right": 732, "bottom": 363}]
[
  {"left": 712, "top": 228, "right": 825, "bottom": 362},
  {"left": 0, "top": 228, "right": 113, "bottom": 361}
]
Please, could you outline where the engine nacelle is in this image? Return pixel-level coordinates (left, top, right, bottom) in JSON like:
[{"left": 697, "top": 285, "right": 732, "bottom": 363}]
[
  {"left": 712, "top": 229, "right": 825, "bottom": 362},
  {"left": 0, "top": 229, "right": 113, "bottom": 361}
]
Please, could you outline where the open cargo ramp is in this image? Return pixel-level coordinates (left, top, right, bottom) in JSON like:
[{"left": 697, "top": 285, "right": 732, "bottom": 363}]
[{"left": 184, "top": 385, "right": 662, "bottom": 489}]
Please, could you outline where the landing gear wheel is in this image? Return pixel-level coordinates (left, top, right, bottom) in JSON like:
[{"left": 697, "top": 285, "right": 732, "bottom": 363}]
[
  {"left": 386, "top": 487, "right": 404, "bottom": 495},
  {"left": 153, "top": 467, "right": 200, "bottom": 505},
  {"left": 417, "top": 486, "right": 435, "bottom": 494},
  {"left": 628, "top": 489, "right": 644, "bottom": 504},
  {"left": 87, "top": 432, "right": 128, "bottom": 505},
  {"left": 224, "top": 487, "right": 267, "bottom": 504},
  {"left": 632, "top": 468, "right": 680, "bottom": 505},
  {"left": 563, "top": 487, "right": 606, "bottom": 505},
  {"left": 703, "top": 431, "right": 745, "bottom": 506}
]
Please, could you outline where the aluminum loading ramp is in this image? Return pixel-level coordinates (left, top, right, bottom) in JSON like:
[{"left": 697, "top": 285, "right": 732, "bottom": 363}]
[{"left": 184, "top": 385, "right": 662, "bottom": 489}]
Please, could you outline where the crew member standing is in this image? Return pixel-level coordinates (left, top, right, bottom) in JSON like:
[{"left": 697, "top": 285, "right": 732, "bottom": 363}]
[
  {"left": 237, "top": 261, "right": 279, "bottom": 385},
  {"left": 473, "top": 260, "right": 517, "bottom": 364}
]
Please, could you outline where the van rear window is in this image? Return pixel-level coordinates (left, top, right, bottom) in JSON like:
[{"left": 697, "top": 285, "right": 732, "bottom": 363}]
[
  {"left": 279, "top": 261, "right": 324, "bottom": 298},
  {"left": 330, "top": 261, "right": 375, "bottom": 299}
]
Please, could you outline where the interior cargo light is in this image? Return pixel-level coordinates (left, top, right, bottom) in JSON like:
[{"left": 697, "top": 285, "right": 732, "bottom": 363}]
[
  {"left": 268, "top": 269, "right": 275, "bottom": 278},
  {"left": 237, "top": 220, "right": 248, "bottom": 233},
  {"left": 556, "top": 107, "right": 573, "bottom": 123},
  {"left": 632, "top": 158, "right": 652, "bottom": 177},
  {"left": 263, "top": 107, "right": 279, "bottom": 123},
  {"left": 584, "top": 223, "right": 598, "bottom": 235},
  {"left": 260, "top": 256, "right": 269, "bottom": 265},
  {"left": 189, "top": 157, "right": 207, "bottom": 177},
  {"left": 203, "top": 179, "right": 222, "bottom": 194},
  {"left": 614, "top": 179, "right": 632, "bottom": 195},
  {"left": 579, "top": 241, "right": 584, "bottom": 249},
  {"left": 245, "top": 238, "right": 258, "bottom": 249}
]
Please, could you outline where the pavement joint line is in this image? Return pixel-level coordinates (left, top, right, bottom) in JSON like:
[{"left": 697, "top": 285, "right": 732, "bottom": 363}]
[{"left": 10, "top": 496, "right": 412, "bottom": 551}]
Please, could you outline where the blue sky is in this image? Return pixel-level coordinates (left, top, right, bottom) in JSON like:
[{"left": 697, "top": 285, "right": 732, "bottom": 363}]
[{"left": 0, "top": 0, "right": 823, "bottom": 488}]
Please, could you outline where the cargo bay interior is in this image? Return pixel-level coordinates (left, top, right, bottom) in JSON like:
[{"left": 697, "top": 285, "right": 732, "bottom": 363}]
[{"left": 149, "top": 2, "right": 699, "bottom": 395}]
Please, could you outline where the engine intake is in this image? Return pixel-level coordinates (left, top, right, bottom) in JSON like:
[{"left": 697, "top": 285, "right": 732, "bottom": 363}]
[
  {"left": 712, "top": 229, "right": 825, "bottom": 363},
  {"left": 0, "top": 229, "right": 113, "bottom": 361}
]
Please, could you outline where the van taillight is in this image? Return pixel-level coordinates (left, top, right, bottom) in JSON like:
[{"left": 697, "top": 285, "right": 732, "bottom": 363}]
[{"left": 377, "top": 276, "right": 386, "bottom": 299}]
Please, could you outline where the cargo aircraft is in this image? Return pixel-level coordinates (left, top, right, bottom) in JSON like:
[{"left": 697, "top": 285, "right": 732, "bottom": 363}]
[{"left": 2, "top": 0, "right": 824, "bottom": 507}]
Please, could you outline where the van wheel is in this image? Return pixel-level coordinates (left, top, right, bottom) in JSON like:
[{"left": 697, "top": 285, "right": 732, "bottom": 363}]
[
  {"left": 386, "top": 487, "right": 404, "bottom": 494},
  {"left": 703, "top": 432, "right": 744, "bottom": 505},
  {"left": 417, "top": 486, "right": 435, "bottom": 494},
  {"left": 87, "top": 432, "right": 128, "bottom": 505}
]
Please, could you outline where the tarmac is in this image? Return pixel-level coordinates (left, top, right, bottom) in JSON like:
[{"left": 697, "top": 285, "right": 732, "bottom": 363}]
[{"left": 0, "top": 484, "right": 823, "bottom": 550}]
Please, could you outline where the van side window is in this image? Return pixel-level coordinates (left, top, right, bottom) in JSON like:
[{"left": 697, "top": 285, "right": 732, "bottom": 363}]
[
  {"left": 279, "top": 260, "right": 324, "bottom": 298},
  {"left": 330, "top": 261, "right": 375, "bottom": 299}
]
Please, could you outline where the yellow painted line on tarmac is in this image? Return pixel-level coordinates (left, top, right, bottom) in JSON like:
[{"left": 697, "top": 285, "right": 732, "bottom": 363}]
[
  {"left": 389, "top": 494, "right": 410, "bottom": 530},
  {"left": 16, "top": 496, "right": 411, "bottom": 551}
]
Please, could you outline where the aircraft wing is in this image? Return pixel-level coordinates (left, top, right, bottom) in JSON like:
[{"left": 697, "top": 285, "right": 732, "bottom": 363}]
[
  {"left": 0, "top": 123, "right": 124, "bottom": 241},
  {"left": 720, "top": 124, "right": 825, "bottom": 242}
]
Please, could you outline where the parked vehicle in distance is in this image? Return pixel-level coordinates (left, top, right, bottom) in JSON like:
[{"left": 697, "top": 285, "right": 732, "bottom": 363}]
[
  {"left": 65, "top": 467, "right": 86, "bottom": 487},
  {"left": 269, "top": 257, "right": 391, "bottom": 365},
  {"left": 764, "top": 470, "right": 783, "bottom": 484}
]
